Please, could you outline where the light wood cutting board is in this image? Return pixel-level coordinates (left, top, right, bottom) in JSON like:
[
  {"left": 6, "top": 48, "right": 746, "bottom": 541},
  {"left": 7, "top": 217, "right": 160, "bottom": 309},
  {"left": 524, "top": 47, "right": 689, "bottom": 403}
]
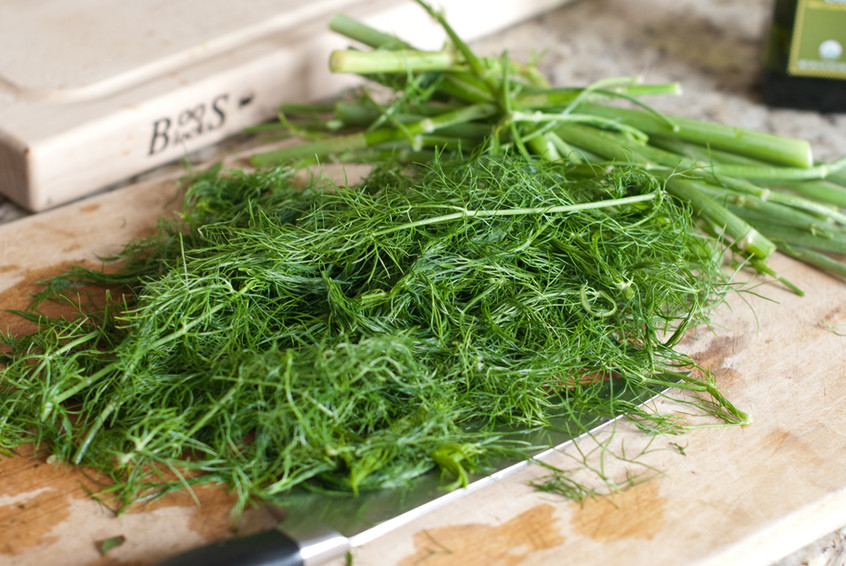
[
  {"left": 3, "top": 0, "right": 846, "bottom": 561},
  {"left": 1, "top": 149, "right": 846, "bottom": 566},
  {"left": 0, "top": 0, "right": 570, "bottom": 211}
]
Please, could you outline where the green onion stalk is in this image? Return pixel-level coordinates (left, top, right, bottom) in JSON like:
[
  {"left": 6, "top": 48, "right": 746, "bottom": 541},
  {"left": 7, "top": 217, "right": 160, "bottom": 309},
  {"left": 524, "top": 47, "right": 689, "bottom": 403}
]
[{"left": 253, "top": 0, "right": 846, "bottom": 292}]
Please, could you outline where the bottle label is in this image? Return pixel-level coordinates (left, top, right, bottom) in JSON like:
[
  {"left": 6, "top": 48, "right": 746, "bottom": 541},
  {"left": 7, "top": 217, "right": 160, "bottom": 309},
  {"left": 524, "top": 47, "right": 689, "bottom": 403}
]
[{"left": 789, "top": 0, "right": 846, "bottom": 79}]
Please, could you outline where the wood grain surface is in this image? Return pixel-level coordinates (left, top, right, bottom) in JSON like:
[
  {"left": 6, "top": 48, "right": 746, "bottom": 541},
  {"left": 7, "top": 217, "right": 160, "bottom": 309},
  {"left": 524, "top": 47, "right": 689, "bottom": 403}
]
[
  {"left": 3, "top": 1, "right": 846, "bottom": 564},
  {"left": 2, "top": 136, "right": 846, "bottom": 566}
]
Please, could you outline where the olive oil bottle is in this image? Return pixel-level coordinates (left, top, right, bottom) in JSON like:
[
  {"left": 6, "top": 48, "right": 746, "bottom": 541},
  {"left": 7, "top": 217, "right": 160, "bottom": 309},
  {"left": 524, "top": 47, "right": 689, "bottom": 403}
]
[{"left": 762, "top": 0, "right": 846, "bottom": 112}]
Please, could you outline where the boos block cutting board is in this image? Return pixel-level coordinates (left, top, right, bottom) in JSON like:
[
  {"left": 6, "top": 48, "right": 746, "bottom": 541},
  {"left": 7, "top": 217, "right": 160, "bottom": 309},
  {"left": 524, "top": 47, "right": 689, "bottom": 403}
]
[
  {"left": 0, "top": 0, "right": 568, "bottom": 212},
  {"left": 2, "top": 165, "right": 846, "bottom": 566}
]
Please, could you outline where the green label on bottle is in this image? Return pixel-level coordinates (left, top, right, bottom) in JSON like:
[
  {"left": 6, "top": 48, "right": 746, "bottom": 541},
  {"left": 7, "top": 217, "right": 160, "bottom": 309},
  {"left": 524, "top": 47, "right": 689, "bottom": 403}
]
[{"left": 789, "top": 0, "right": 846, "bottom": 79}]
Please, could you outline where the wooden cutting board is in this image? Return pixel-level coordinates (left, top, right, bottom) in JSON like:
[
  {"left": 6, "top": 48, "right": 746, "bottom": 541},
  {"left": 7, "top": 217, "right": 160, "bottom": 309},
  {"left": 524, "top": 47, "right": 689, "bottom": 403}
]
[
  {"left": 1, "top": 148, "right": 846, "bottom": 566},
  {"left": 3, "top": 0, "right": 846, "bottom": 561},
  {"left": 0, "top": 0, "right": 570, "bottom": 211}
]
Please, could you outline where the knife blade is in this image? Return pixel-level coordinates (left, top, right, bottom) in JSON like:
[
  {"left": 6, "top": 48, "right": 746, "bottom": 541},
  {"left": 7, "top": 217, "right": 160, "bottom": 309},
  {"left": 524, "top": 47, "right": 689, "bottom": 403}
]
[{"left": 153, "top": 384, "right": 663, "bottom": 566}]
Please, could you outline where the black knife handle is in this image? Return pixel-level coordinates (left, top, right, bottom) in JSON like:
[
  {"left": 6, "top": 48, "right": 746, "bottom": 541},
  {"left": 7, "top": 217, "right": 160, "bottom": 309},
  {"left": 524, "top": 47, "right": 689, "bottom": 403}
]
[{"left": 154, "top": 529, "right": 303, "bottom": 566}]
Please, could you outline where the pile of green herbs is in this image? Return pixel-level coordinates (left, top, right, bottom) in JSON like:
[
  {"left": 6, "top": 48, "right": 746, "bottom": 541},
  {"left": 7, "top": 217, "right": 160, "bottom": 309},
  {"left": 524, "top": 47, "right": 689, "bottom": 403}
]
[
  {"left": 252, "top": 0, "right": 846, "bottom": 289},
  {"left": 1, "top": 155, "right": 741, "bottom": 511}
]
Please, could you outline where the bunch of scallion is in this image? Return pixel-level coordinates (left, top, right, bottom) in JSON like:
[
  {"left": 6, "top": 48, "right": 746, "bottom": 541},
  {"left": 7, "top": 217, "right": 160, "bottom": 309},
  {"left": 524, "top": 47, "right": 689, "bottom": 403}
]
[
  {"left": 251, "top": 0, "right": 846, "bottom": 289},
  {"left": 1, "top": 155, "right": 741, "bottom": 511}
]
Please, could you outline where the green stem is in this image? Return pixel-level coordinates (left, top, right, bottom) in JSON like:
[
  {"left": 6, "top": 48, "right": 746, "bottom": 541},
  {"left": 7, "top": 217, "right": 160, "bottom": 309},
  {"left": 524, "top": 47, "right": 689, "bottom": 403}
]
[
  {"left": 551, "top": 123, "right": 775, "bottom": 259},
  {"left": 74, "top": 398, "right": 120, "bottom": 464},
  {"left": 746, "top": 257, "right": 804, "bottom": 295},
  {"left": 413, "top": 0, "right": 499, "bottom": 94},
  {"left": 664, "top": 177, "right": 775, "bottom": 259},
  {"left": 726, "top": 202, "right": 838, "bottom": 238},
  {"left": 577, "top": 102, "right": 813, "bottom": 168},
  {"left": 253, "top": 103, "right": 499, "bottom": 166},
  {"left": 329, "top": 13, "right": 411, "bottom": 49},
  {"left": 649, "top": 136, "right": 772, "bottom": 167},
  {"left": 333, "top": 102, "right": 491, "bottom": 139},
  {"left": 328, "top": 13, "right": 494, "bottom": 103},
  {"left": 373, "top": 192, "right": 660, "bottom": 236},
  {"left": 778, "top": 180, "right": 846, "bottom": 209},
  {"left": 755, "top": 222, "right": 846, "bottom": 254},
  {"left": 717, "top": 157, "right": 846, "bottom": 182},
  {"left": 329, "top": 49, "right": 461, "bottom": 74},
  {"left": 693, "top": 180, "right": 842, "bottom": 235},
  {"left": 514, "top": 84, "right": 682, "bottom": 110},
  {"left": 436, "top": 72, "right": 496, "bottom": 103},
  {"left": 646, "top": 373, "right": 749, "bottom": 424},
  {"left": 779, "top": 244, "right": 846, "bottom": 279},
  {"left": 526, "top": 132, "right": 563, "bottom": 161},
  {"left": 553, "top": 122, "right": 651, "bottom": 164},
  {"left": 46, "top": 362, "right": 119, "bottom": 416},
  {"left": 51, "top": 301, "right": 232, "bottom": 409}
]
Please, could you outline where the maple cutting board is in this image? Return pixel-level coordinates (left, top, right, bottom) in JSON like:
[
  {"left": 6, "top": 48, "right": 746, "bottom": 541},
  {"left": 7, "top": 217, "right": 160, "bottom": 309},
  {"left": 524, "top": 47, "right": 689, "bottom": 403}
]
[{"left": 0, "top": 0, "right": 570, "bottom": 212}]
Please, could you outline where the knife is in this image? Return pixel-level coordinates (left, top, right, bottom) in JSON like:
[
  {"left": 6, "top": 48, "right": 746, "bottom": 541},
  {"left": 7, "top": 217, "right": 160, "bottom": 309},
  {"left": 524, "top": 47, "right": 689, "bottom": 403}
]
[
  {"left": 153, "top": 385, "right": 661, "bottom": 566},
  {"left": 154, "top": 439, "right": 563, "bottom": 565}
]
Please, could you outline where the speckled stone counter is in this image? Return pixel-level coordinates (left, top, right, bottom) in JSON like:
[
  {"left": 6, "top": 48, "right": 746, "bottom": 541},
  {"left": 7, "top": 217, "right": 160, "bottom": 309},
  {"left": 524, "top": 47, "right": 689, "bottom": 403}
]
[{"left": 2, "top": 0, "right": 845, "bottom": 564}]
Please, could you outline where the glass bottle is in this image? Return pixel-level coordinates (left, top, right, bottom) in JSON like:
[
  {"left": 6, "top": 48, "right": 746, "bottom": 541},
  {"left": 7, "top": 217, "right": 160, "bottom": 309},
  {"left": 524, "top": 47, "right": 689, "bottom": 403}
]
[{"left": 761, "top": 0, "right": 846, "bottom": 112}]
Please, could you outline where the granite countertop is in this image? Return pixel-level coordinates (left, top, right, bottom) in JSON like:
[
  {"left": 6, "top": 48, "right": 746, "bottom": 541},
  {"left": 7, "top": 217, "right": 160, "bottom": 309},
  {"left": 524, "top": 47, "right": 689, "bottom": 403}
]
[{"left": 2, "top": 0, "right": 845, "bottom": 563}]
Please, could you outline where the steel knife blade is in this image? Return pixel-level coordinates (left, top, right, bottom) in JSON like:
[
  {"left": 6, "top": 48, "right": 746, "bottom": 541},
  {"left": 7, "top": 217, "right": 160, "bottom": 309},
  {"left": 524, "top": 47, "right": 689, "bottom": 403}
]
[{"left": 153, "top": 385, "right": 663, "bottom": 566}]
